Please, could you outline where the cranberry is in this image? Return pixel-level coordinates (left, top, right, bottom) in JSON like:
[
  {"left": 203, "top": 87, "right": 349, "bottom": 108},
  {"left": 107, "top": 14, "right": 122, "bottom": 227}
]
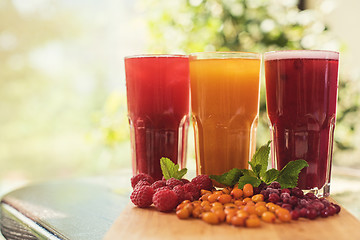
[
  {"left": 269, "top": 181, "right": 281, "bottom": 189},
  {"left": 291, "top": 187, "right": 304, "bottom": 198},
  {"left": 328, "top": 205, "right": 337, "bottom": 216},
  {"left": 291, "top": 209, "right": 300, "bottom": 220},
  {"left": 332, "top": 204, "right": 341, "bottom": 214},
  {"left": 305, "top": 192, "right": 316, "bottom": 200},
  {"left": 281, "top": 188, "right": 291, "bottom": 194},
  {"left": 307, "top": 208, "right": 319, "bottom": 220},
  {"left": 289, "top": 196, "right": 298, "bottom": 206},
  {"left": 268, "top": 193, "right": 281, "bottom": 203},
  {"left": 320, "top": 209, "right": 329, "bottom": 218},
  {"left": 281, "top": 203, "right": 293, "bottom": 212},
  {"left": 299, "top": 208, "right": 309, "bottom": 218}
]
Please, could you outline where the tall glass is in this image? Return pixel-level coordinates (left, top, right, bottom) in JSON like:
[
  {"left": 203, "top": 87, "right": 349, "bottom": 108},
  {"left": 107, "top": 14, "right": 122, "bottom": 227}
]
[
  {"left": 189, "top": 52, "right": 261, "bottom": 178},
  {"left": 264, "top": 50, "right": 339, "bottom": 196},
  {"left": 124, "top": 55, "right": 190, "bottom": 180}
]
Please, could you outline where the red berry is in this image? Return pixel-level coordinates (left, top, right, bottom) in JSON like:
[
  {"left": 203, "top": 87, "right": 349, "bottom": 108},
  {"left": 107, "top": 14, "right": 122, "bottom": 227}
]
[
  {"left": 155, "top": 186, "right": 172, "bottom": 192},
  {"left": 131, "top": 173, "right": 154, "bottom": 189},
  {"left": 332, "top": 204, "right": 341, "bottom": 214},
  {"left": 166, "top": 178, "right": 184, "bottom": 189},
  {"left": 191, "top": 175, "right": 213, "bottom": 191},
  {"left": 151, "top": 180, "right": 166, "bottom": 190},
  {"left": 183, "top": 192, "right": 194, "bottom": 201},
  {"left": 134, "top": 180, "right": 151, "bottom": 189},
  {"left": 180, "top": 178, "right": 190, "bottom": 184},
  {"left": 307, "top": 208, "right": 318, "bottom": 220},
  {"left": 172, "top": 185, "right": 185, "bottom": 204},
  {"left": 153, "top": 189, "right": 178, "bottom": 212},
  {"left": 130, "top": 186, "right": 154, "bottom": 208},
  {"left": 291, "top": 209, "right": 300, "bottom": 220},
  {"left": 183, "top": 182, "right": 200, "bottom": 200}
]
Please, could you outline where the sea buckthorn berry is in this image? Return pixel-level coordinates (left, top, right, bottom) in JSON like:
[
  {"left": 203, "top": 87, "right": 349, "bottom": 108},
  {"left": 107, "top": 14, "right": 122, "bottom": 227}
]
[
  {"left": 231, "top": 187, "right": 243, "bottom": 199},
  {"left": 266, "top": 203, "right": 280, "bottom": 213},
  {"left": 218, "top": 194, "right": 232, "bottom": 204},
  {"left": 246, "top": 201, "right": 255, "bottom": 206},
  {"left": 211, "top": 202, "right": 223, "bottom": 208},
  {"left": 202, "top": 212, "right": 219, "bottom": 225},
  {"left": 224, "top": 203, "right": 237, "bottom": 209},
  {"left": 222, "top": 187, "right": 231, "bottom": 194},
  {"left": 183, "top": 203, "right": 194, "bottom": 214},
  {"left": 242, "top": 197, "right": 252, "bottom": 204},
  {"left": 234, "top": 200, "right": 244, "bottom": 206},
  {"left": 226, "top": 212, "right": 236, "bottom": 224},
  {"left": 261, "top": 211, "right": 276, "bottom": 223},
  {"left": 201, "top": 201, "right": 210, "bottom": 207},
  {"left": 213, "top": 209, "right": 226, "bottom": 222},
  {"left": 276, "top": 208, "right": 292, "bottom": 222},
  {"left": 208, "top": 193, "right": 219, "bottom": 203},
  {"left": 201, "top": 189, "right": 212, "bottom": 195},
  {"left": 244, "top": 205, "right": 256, "bottom": 215},
  {"left": 237, "top": 210, "right": 249, "bottom": 219},
  {"left": 243, "top": 184, "right": 254, "bottom": 197},
  {"left": 202, "top": 204, "right": 211, "bottom": 212},
  {"left": 231, "top": 215, "right": 246, "bottom": 226},
  {"left": 255, "top": 202, "right": 266, "bottom": 207},
  {"left": 252, "top": 194, "right": 264, "bottom": 203},
  {"left": 181, "top": 200, "right": 191, "bottom": 205},
  {"left": 176, "top": 203, "right": 185, "bottom": 211},
  {"left": 255, "top": 205, "right": 267, "bottom": 217},
  {"left": 176, "top": 208, "right": 190, "bottom": 219},
  {"left": 224, "top": 207, "right": 237, "bottom": 216},
  {"left": 192, "top": 206, "right": 202, "bottom": 218},
  {"left": 245, "top": 216, "right": 261, "bottom": 227},
  {"left": 200, "top": 193, "right": 211, "bottom": 201}
]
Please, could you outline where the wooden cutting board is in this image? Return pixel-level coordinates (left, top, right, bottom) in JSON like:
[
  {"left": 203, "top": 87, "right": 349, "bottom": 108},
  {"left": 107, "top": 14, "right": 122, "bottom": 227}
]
[{"left": 104, "top": 199, "right": 360, "bottom": 240}]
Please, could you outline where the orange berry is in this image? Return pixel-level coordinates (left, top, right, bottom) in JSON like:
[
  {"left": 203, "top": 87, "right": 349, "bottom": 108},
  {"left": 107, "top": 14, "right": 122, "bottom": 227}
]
[
  {"left": 242, "top": 197, "right": 252, "bottom": 204},
  {"left": 202, "top": 212, "right": 219, "bottom": 225},
  {"left": 236, "top": 210, "right": 249, "bottom": 219},
  {"left": 200, "top": 193, "right": 211, "bottom": 201},
  {"left": 202, "top": 204, "right": 211, "bottom": 212},
  {"left": 252, "top": 194, "right": 264, "bottom": 203},
  {"left": 267, "top": 203, "right": 280, "bottom": 213},
  {"left": 222, "top": 187, "right": 231, "bottom": 194},
  {"left": 176, "top": 202, "right": 185, "bottom": 211},
  {"left": 213, "top": 209, "right": 226, "bottom": 222},
  {"left": 201, "top": 189, "right": 212, "bottom": 195},
  {"left": 224, "top": 203, "right": 237, "bottom": 209},
  {"left": 226, "top": 212, "right": 236, "bottom": 224},
  {"left": 234, "top": 200, "right": 244, "bottom": 206},
  {"left": 243, "top": 205, "right": 256, "bottom": 215},
  {"left": 208, "top": 193, "right": 219, "bottom": 203},
  {"left": 218, "top": 194, "right": 232, "bottom": 204},
  {"left": 243, "top": 184, "right": 254, "bottom": 197},
  {"left": 255, "top": 201, "right": 266, "bottom": 208},
  {"left": 192, "top": 206, "right": 202, "bottom": 218},
  {"left": 201, "top": 201, "right": 210, "bottom": 207},
  {"left": 176, "top": 208, "right": 190, "bottom": 219},
  {"left": 255, "top": 205, "right": 268, "bottom": 217},
  {"left": 231, "top": 187, "right": 243, "bottom": 199},
  {"left": 245, "top": 216, "right": 261, "bottom": 227},
  {"left": 275, "top": 208, "right": 292, "bottom": 222},
  {"left": 183, "top": 203, "right": 194, "bottom": 214},
  {"left": 246, "top": 201, "right": 255, "bottom": 206},
  {"left": 211, "top": 202, "right": 223, "bottom": 209},
  {"left": 231, "top": 215, "right": 246, "bottom": 226},
  {"left": 261, "top": 211, "right": 276, "bottom": 223}
]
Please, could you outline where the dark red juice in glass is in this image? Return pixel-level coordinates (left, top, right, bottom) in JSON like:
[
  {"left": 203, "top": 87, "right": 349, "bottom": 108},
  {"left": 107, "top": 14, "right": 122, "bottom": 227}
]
[
  {"left": 125, "top": 55, "right": 190, "bottom": 180},
  {"left": 265, "top": 50, "right": 339, "bottom": 196}
]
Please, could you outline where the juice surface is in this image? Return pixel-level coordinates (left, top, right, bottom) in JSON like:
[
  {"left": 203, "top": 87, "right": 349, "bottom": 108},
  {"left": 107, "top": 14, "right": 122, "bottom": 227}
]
[
  {"left": 125, "top": 56, "right": 190, "bottom": 180},
  {"left": 265, "top": 56, "right": 339, "bottom": 190},
  {"left": 190, "top": 57, "right": 261, "bottom": 176}
]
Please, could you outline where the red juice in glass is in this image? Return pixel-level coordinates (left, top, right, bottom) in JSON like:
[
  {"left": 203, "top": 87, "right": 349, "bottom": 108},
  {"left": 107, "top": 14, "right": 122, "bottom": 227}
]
[
  {"left": 124, "top": 55, "right": 190, "bottom": 180},
  {"left": 265, "top": 50, "right": 339, "bottom": 196}
]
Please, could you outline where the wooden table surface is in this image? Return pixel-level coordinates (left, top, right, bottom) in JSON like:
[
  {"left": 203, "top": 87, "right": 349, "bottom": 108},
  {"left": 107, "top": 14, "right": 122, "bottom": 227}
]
[
  {"left": 1, "top": 177, "right": 360, "bottom": 240},
  {"left": 104, "top": 201, "right": 360, "bottom": 240}
]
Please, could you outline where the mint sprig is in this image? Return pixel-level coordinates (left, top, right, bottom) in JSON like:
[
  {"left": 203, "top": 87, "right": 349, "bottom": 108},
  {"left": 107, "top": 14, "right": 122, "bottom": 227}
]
[
  {"left": 209, "top": 141, "right": 309, "bottom": 189},
  {"left": 160, "top": 157, "right": 187, "bottom": 180}
]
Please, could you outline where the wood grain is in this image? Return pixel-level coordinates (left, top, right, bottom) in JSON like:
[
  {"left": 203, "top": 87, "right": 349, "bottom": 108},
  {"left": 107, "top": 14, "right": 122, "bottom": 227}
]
[{"left": 104, "top": 200, "right": 360, "bottom": 240}]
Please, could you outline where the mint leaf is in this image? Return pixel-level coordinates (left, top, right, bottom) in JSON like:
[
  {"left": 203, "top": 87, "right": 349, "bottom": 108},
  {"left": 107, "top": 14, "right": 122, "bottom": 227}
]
[
  {"left": 263, "top": 169, "right": 280, "bottom": 184},
  {"left": 238, "top": 176, "right": 262, "bottom": 189},
  {"left": 160, "top": 157, "right": 187, "bottom": 180},
  {"left": 240, "top": 169, "right": 257, "bottom": 178},
  {"left": 276, "top": 159, "right": 309, "bottom": 188},
  {"left": 250, "top": 140, "right": 271, "bottom": 178},
  {"left": 209, "top": 168, "right": 243, "bottom": 186}
]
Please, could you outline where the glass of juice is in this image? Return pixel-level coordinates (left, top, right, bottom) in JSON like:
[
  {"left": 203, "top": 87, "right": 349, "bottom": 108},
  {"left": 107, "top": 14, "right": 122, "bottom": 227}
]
[
  {"left": 264, "top": 50, "right": 339, "bottom": 196},
  {"left": 189, "top": 52, "right": 261, "bottom": 178},
  {"left": 124, "top": 54, "right": 190, "bottom": 180}
]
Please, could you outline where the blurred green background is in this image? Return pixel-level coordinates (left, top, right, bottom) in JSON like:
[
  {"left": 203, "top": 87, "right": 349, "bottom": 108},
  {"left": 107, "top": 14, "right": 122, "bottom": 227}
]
[{"left": 1, "top": 0, "right": 360, "bottom": 217}]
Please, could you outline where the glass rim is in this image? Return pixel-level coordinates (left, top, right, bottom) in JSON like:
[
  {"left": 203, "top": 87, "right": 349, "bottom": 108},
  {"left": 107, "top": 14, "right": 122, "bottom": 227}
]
[
  {"left": 264, "top": 50, "right": 339, "bottom": 61},
  {"left": 124, "top": 54, "right": 188, "bottom": 59},
  {"left": 189, "top": 51, "right": 261, "bottom": 60}
]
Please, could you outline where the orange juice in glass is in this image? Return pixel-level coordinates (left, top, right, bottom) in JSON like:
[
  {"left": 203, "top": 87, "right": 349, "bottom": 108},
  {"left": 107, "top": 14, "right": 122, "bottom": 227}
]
[{"left": 189, "top": 52, "right": 261, "bottom": 177}]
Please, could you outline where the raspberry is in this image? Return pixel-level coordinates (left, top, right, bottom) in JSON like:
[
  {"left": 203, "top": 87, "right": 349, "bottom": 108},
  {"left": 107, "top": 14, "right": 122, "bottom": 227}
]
[
  {"left": 183, "top": 182, "right": 200, "bottom": 200},
  {"left": 172, "top": 185, "right": 185, "bottom": 204},
  {"left": 134, "top": 180, "right": 151, "bottom": 189},
  {"left": 191, "top": 175, "right": 213, "bottom": 191},
  {"left": 151, "top": 180, "right": 166, "bottom": 190},
  {"left": 155, "top": 186, "right": 172, "bottom": 192},
  {"left": 180, "top": 178, "right": 190, "bottom": 184},
  {"left": 183, "top": 192, "right": 194, "bottom": 201},
  {"left": 131, "top": 173, "right": 154, "bottom": 189},
  {"left": 166, "top": 178, "right": 184, "bottom": 189},
  {"left": 130, "top": 186, "right": 154, "bottom": 208},
  {"left": 153, "top": 189, "right": 178, "bottom": 212}
]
